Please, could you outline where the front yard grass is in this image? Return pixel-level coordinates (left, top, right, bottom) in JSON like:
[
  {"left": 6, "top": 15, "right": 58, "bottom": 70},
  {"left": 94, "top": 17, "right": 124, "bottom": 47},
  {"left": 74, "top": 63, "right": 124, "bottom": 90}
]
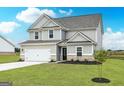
[
  {"left": 0, "top": 58, "right": 123, "bottom": 86},
  {"left": 0, "top": 54, "right": 20, "bottom": 64}
]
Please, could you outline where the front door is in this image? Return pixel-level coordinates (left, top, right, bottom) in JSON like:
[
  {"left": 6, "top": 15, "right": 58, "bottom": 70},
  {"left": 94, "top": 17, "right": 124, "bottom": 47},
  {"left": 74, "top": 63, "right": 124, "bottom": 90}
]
[{"left": 62, "top": 48, "right": 67, "bottom": 60}]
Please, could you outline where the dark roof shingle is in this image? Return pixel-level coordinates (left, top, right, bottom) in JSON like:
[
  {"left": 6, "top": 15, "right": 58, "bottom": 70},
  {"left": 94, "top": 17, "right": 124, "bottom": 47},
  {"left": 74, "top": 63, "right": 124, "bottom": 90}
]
[
  {"left": 54, "top": 14, "right": 101, "bottom": 29},
  {"left": 20, "top": 40, "right": 60, "bottom": 44}
]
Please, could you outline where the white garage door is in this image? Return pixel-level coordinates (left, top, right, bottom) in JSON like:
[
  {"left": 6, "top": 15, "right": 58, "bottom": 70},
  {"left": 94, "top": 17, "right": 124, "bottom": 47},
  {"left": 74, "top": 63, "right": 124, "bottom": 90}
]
[{"left": 25, "top": 49, "right": 51, "bottom": 62}]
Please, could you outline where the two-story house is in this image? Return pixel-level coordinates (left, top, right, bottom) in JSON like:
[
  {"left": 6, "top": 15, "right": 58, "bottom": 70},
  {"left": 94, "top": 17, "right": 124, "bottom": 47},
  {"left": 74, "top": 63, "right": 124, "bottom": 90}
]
[{"left": 20, "top": 13, "right": 103, "bottom": 62}]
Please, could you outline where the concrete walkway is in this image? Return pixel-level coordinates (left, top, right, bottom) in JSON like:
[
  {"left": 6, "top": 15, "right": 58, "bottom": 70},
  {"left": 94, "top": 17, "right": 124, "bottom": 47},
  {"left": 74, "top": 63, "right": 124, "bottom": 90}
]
[{"left": 0, "top": 62, "right": 45, "bottom": 71}]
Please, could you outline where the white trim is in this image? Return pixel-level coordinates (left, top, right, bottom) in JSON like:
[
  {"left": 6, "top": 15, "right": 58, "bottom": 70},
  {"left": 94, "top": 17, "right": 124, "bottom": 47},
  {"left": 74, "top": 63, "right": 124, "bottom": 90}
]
[
  {"left": 44, "top": 14, "right": 61, "bottom": 27},
  {"left": 33, "top": 31, "right": 35, "bottom": 40},
  {"left": 42, "top": 18, "right": 51, "bottom": 27},
  {"left": 67, "top": 32, "right": 79, "bottom": 42},
  {"left": 96, "top": 28, "right": 98, "bottom": 42},
  {"left": 92, "top": 44, "right": 94, "bottom": 54},
  {"left": 48, "top": 29, "right": 54, "bottom": 39},
  {"left": 51, "top": 54, "right": 56, "bottom": 55},
  {"left": 67, "top": 31, "right": 94, "bottom": 43},
  {"left": 75, "top": 45, "right": 93, "bottom": 56},
  {"left": 68, "top": 53, "right": 76, "bottom": 55},
  {"left": 40, "top": 30, "right": 42, "bottom": 40},
  {"left": 34, "top": 31, "right": 40, "bottom": 40},
  {"left": 28, "top": 14, "right": 65, "bottom": 31},
  {"left": 75, "top": 46, "right": 83, "bottom": 56},
  {"left": 39, "top": 31, "right": 41, "bottom": 40},
  {"left": 82, "top": 54, "right": 93, "bottom": 55},
  {"left": 20, "top": 53, "right": 24, "bottom": 56},
  {"left": 28, "top": 14, "right": 44, "bottom": 29},
  {"left": 60, "top": 29, "right": 62, "bottom": 40},
  {"left": 20, "top": 43, "right": 57, "bottom": 46}
]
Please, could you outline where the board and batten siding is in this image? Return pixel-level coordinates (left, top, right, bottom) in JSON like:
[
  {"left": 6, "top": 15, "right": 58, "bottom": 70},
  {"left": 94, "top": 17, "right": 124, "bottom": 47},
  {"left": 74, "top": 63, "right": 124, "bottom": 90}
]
[
  {"left": 32, "top": 16, "right": 49, "bottom": 28},
  {"left": 71, "top": 33, "right": 88, "bottom": 41},
  {"left": 0, "top": 37, "right": 15, "bottom": 52}
]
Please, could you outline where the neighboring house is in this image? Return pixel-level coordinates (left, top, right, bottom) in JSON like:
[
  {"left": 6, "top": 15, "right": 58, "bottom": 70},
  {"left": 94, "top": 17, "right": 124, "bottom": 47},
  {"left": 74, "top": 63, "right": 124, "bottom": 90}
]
[
  {"left": 0, "top": 35, "right": 15, "bottom": 54},
  {"left": 20, "top": 13, "right": 103, "bottom": 62}
]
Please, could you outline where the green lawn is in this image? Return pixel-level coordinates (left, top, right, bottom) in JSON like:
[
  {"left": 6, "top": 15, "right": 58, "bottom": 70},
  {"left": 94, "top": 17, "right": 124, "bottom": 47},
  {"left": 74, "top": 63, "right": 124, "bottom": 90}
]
[
  {"left": 0, "top": 54, "right": 20, "bottom": 63},
  {"left": 0, "top": 58, "right": 123, "bottom": 86}
]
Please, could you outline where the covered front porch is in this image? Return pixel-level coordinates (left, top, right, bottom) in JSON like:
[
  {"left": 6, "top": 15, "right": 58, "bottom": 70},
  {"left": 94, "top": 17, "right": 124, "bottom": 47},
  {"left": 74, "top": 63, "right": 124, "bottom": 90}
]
[{"left": 57, "top": 40, "right": 95, "bottom": 61}]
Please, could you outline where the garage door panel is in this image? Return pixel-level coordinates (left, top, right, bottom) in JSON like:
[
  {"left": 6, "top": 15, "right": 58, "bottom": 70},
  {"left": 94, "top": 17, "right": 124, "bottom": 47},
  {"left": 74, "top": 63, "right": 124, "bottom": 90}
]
[{"left": 25, "top": 49, "right": 51, "bottom": 62}]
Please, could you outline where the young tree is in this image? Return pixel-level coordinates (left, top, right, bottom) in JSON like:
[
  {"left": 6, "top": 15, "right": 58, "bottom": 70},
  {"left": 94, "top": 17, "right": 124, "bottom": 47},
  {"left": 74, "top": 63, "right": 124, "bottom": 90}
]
[{"left": 94, "top": 50, "right": 108, "bottom": 79}]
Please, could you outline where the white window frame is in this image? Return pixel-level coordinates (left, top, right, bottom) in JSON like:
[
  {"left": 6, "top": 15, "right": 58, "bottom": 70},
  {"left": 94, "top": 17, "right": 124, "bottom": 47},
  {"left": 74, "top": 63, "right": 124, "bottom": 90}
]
[
  {"left": 60, "top": 29, "right": 62, "bottom": 40},
  {"left": 34, "top": 32, "right": 39, "bottom": 40},
  {"left": 48, "top": 29, "right": 54, "bottom": 39},
  {"left": 75, "top": 45, "right": 93, "bottom": 56},
  {"left": 76, "top": 46, "right": 83, "bottom": 56}
]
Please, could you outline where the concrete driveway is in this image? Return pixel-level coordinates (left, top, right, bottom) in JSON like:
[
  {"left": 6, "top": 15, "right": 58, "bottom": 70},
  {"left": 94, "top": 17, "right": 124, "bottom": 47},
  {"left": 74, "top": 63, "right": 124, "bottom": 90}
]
[{"left": 0, "top": 62, "right": 46, "bottom": 71}]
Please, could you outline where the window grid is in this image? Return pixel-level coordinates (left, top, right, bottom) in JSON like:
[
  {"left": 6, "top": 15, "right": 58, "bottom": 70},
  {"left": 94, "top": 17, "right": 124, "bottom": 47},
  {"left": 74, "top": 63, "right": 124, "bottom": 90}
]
[
  {"left": 77, "top": 47, "right": 82, "bottom": 56},
  {"left": 49, "top": 30, "right": 53, "bottom": 38},
  {"left": 35, "top": 32, "right": 39, "bottom": 39}
]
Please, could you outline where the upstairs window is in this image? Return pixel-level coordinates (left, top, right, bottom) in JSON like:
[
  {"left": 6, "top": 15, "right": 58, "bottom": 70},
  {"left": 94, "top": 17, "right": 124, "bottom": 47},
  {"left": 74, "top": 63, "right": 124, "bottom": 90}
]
[
  {"left": 35, "top": 32, "right": 39, "bottom": 39},
  {"left": 77, "top": 47, "right": 82, "bottom": 56},
  {"left": 49, "top": 30, "right": 53, "bottom": 38}
]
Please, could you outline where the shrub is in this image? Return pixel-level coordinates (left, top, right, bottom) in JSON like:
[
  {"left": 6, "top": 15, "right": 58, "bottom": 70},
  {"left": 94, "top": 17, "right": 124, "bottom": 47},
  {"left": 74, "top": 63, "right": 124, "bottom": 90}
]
[
  {"left": 94, "top": 50, "right": 108, "bottom": 63},
  {"left": 50, "top": 59, "right": 55, "bottom": 62},
  {"left": 76, "top": 59, "right": 79, "bottom": 62},
  {"left": 18, "top": 58, "right": 24, "bottom": 62},
  {"left": 15, "top": 48, "right": 20, "bottom": 53},
  {"left": 71, "top": 59, "right": 74, "bottom": 62},
  {"left": 84, "top": 59, "right": 88, "bottom": 62}
]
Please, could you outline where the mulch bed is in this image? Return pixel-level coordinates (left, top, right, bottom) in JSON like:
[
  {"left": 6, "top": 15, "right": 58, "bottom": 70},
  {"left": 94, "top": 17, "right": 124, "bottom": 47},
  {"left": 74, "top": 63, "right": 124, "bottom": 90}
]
[
  {"left": 91, "top": 77, "right": 111, "bottom": 83},
  {"left": 58, "top": 61, "right": 102, "bottom": 65}
]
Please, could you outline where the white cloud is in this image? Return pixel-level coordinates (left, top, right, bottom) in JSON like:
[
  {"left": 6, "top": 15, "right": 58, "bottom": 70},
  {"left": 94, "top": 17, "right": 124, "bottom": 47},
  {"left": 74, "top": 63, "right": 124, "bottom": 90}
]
[
  {"left": 0, "top": 21, "right": 20, "bottom": 33},
  {"left": 103, "top": 27, "right": 124, "bottom": 50},
  {"left": 59, "top": 9, "right": 73, "bottom": 16},
  {"left": 16, "top": 7, "right": 57, "bottom": 23}
]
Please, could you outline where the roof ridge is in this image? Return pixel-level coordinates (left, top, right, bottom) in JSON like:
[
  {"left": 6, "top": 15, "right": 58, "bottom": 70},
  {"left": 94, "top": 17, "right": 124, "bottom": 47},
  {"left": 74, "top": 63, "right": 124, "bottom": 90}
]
[{"left": 54, "top": 13, "right": 101, "bottom": 19}]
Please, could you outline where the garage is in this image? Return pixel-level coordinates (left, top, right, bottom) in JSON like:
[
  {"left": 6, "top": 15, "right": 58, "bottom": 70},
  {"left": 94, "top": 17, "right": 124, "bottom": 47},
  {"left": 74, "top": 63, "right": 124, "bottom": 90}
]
[{"left": 24, "top": 49, "right": 51, "bottom": 62}]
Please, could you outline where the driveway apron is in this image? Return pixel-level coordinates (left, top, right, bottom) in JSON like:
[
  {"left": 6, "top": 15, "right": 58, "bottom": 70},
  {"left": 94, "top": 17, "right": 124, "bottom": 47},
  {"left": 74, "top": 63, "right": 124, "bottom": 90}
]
[{"left": 0, "top": 62, "right": 45, "bottom": 71}]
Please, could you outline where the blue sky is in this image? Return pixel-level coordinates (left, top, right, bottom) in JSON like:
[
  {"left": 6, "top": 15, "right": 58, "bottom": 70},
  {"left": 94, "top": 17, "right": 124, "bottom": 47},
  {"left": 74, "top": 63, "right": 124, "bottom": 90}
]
[{"left": 0, "top": 7, "right": 124, "bottom": 50}]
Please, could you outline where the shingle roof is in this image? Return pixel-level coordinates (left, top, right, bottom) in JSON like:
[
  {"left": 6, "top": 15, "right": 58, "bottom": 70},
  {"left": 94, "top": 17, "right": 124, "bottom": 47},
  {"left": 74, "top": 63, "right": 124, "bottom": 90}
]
[
  {"left": 53, "top": 14, "right": 101, "bottom": 29},
  {"left": 20, "top": 40, "right": 60, "bottom": 44}
]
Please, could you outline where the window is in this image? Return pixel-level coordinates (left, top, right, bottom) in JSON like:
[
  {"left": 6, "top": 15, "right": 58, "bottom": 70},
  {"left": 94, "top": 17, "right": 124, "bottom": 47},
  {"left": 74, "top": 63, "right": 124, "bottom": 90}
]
[
  {"left": 77, "top": 47, "right": 82, "bottom": 56},
  {"left": 21, "top": 49, "right": 24, "bottom": 52},
  {"left": 35, "top": 32, "right": 39, "bottom": 39},
  {"left": 49, "top": 30, "right": 53, "bottom": 38}
]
